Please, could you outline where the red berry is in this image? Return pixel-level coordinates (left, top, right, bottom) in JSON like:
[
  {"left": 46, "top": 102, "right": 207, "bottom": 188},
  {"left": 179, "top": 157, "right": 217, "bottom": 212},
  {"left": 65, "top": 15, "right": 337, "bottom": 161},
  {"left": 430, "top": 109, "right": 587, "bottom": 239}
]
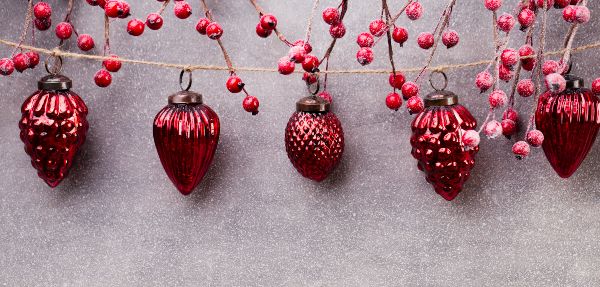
[
  {"left": 94, "top": 69, "right": 112, "bottom": 87},
  {"left": 174, "top": 1, "right": 192, "bottom": 19},
  {"left": 322, "top": 7, "right": 340, "bottom": 25},
  {"left": 303, "top": 72, "right": 317, "bottom": 85},
  {"left": 542, "top": 60, "right": 559, "bottom": 75},
  {"left": 206, "top": 22, "right": 223, "bottom": 40},
  {"left": 86, "top": 0, "right": 104, "bottom": 6},
  {"left": 103, "top": 55, "right": 122, "bottom": 72},
  {"left": 499, "top": 64, "right": 513, "bottom": 82},
  {"left": 462, "top": 130, "right": 481, "bottom": 149},
  {"left": 369, "top": 19, "right": 387, "bottom": 37},
  {"left": 517, "top": 79, "right": 535, "bottom": 97},
  {"left": 278, "top": 56, "right": 295, "bottom": 75},
  {"left": 484, "top": 0, "right": 503, "bottom": 11},
  {"left": 401, "top": 82, "right": 419, "bottom": 100},
  {"left": 302, "top": 54, "right": 319, "bottom": 72},
  {"left": 127, "top": 19, "right": 145, "bottom": 36},
  {"left": 388, "top": 72, "right": 406, "bottom": 89},
  {"left": 260, "top": 14, "right": 277, "bottom": 30},
  {"left": 527, "top": 130, "right": 545, "bottom": 147},
  {"left": 536, "top": 0, "right": 555, "bottom": 9},
  {"left": 518, "top": 8, "right": 536, "bottom": 29},
  {"left": 329, "top": 22, "right": 346, "bottom": 38},
  {"left": 555, "top": 0, "right": 570, "bottom": 8},
  {"left": 417, "top": 32, "right": 434, "bottom": 49},
  {"left": 146, "top": 13, "right": 163, "bottom": 30},
  {"left": 575, "top": 6, "right": 590, "bottom": 24},
  {"left": 475, "top": 71, "right": 494, "bottom": 93},
  {"left": 242, "top": 95, "right": 259, "bottom": 115},
  {"left": 563, "top": 5, "right": 577, "bottom": 22},
  {"left": 497, "top": 13, "right": 515, "bottom": 32},
  {"left": 406, "top": 96, "right": 424, "bottom": 114},
  {"left": 512, "top": 141, "right": 530, "bottom": 160},
  {"left": 519, "top": 44, "right": 536, "bottom": 71},
  {"left": 293, "top": 40, "right": 312, "bottom": 53},
  {"left": 288, "top": 46, "right": 306, "bottom": 63},
  {"left": 34, "top": 18, "right": 51, "bottom": 31},
  {"left": 489, "top": 90, "right": 508, "bottom": 109},
  {"left": 118, "top": 1, "right": 130, "bottom": 18},
  {"left": 592, "top": 78, "right": 600, "bottom": 94},
  {"left": 26, "top": 51, "right": 40, "bottom": 68},
  {"left": 545, "top": 73, "right": 566, "bottom": 94},
  {"left": 33, "top": 2, "right": 52, "bottom": 19},
  {"left": 441, "top": 29, "right": 459, "bottom": 49},
  {"left": 12, "top": 53, "right": 30, "bottom": 73},
  {"left": 406, "top": 2, "right": 423, "bottom": 20},
  {"left": 105, "top": 1, "right": 125, "bottom": 18},
  {"left": 356, "top": 47, "right": 374, "bottom": 66},
  {"left": 357, "top": 32, "right": 374, "bottom": 48},
  {"left": 77, "top": 34, "right": 95, "bottom": 51},
  {"left": 386, "top": 92, "right": 402, "bottom": 110},
  {"left": 0, "top": 58, "right": 15, "bottom": 76},
  {"left": 484, "top": 120, "right": 503, "bottom": 139},
  {"left": 503, "top": 108, "right": 519, "bottom": 122},
  {"left": 226, "top": 76, "right": 244, "bottom": 93},
  {"left": 196, "top": 18, "right": 211, "bottom": 35},
  {"left": 501, "top": 119, "right": 517, "bottom": 137},
  {"left": 255, "top": 23, "right": 272, "bottom": 38},
  {"left": 501, "top": 48, "right": 518, "bottom": 67},
  {"left": 318, "top": 91, "right": 332, "bottom": 103},
  {"left": 392, "top": 27, "right": 408, "bottom": 46},
  {"left": 55, "top": 22, "right": 73, "bottom": 40}
]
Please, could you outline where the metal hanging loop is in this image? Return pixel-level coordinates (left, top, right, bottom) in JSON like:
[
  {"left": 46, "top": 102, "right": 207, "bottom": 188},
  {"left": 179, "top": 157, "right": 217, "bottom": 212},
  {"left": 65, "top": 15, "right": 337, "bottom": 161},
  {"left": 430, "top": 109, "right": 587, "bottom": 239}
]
[
  {"left": 429, "top": 70, "right": 448, "bottom": 91},
  {"left": 179, "top": 69, "right": 193, "bottom": 91},
  {"left": 306, "top": 73, "right": 320, "bottom": 95},
  {"left": 44, "top": 55, "right": 63, "bottom": 75}
]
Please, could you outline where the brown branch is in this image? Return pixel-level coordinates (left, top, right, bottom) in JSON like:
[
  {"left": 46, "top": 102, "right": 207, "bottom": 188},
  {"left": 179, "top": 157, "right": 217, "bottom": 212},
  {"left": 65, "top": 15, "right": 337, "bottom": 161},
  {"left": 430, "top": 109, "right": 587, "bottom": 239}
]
[
  {"left": 157, "top": 0, "right": 171, "bottom": 15},
  {"left": 103, "top": 15, "right": 110, "bottom": 56},
  {"left": 12, "top": 0, "right": 34, "bottom": 56},
  {"left": 383, "top": 0, "right": 397, "bottom": 78}
]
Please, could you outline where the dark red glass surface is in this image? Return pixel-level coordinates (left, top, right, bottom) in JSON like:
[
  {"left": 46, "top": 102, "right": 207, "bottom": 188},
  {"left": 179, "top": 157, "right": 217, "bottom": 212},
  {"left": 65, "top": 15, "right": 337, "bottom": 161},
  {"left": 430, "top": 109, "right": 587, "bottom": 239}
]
[
  {"left": 285, "top": 111, "right": 344, "bottom": 182},
  {"left": 410, "top": 104, "right": 478, "bottom": 201},
  {"left": 19, "top": 90, "right": 89, "bottom": 187},
  {"left": 153, "top": 103, "right": 220, "bottom": 195},
  {"left": 535, "top": 87, "right": 600, "bottom": 178}
]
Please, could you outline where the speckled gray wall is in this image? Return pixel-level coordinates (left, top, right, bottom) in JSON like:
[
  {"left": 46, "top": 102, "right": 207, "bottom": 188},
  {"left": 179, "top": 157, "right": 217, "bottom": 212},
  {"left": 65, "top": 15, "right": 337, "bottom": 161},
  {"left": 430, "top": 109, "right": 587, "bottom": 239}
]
[{"left": 1, "top": 0, "right": 600, "bottom": 286}]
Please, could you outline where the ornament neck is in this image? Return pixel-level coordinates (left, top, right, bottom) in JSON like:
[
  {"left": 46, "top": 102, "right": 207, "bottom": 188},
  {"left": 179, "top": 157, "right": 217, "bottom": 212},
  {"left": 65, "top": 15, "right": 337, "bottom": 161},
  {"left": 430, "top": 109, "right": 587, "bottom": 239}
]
[
  {"left": 38, "top": 74, "right": 72, "bottom": 91},
  {"left": 296, "top": 96, "right": 330, "bottom": 113},
  {"left": 168, "top": 91, "right": 203, "bottom": 104}
]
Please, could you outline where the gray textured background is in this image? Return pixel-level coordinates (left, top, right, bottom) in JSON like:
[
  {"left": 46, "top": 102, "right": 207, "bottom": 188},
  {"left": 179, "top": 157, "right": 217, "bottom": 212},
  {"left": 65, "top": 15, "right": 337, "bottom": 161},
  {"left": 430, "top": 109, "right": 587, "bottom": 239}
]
[{"left": 1, "top": 0, "right": 600, "bottom": 286}]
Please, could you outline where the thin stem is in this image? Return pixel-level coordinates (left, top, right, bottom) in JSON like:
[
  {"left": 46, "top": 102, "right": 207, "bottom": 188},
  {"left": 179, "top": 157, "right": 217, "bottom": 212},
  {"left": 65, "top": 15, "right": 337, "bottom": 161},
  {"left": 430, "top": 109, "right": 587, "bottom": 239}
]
[
  {"left": 157, "top": 0, "right": 171, "bottom": 15},
  {"left": 383, "top": 0, "right": 397, "bottom": 81},
  {"left": 304, "top": 0, "right": 320, "bottom": 45},
  {"left": 201, "top": 0, "right": 235, "bottom": 74},
  {"left": 103, "top": 15, "right": 110, "bottom": 56},
  {"left": 12, "top": 0, "right": 34, "bottom": 56}
]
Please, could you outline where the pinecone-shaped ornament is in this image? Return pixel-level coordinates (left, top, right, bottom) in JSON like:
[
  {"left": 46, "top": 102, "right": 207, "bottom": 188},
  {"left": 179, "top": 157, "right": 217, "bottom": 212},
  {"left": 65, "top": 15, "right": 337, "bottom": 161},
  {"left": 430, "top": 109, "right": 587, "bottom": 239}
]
[
  {"left": 285, "top": 96, "right": 344, "bottom": 181},
  {"left": 153, "top": 90, "right": 220, "bottom": 195},
  {"left": 536, "top": 74, "right": 600, "bottom": 178},
  {"left": 19, "top": 73, "right": 89, "bottom": 187},
  {"left": 410, "top": 86, "right": 478, "bottom": 201}
]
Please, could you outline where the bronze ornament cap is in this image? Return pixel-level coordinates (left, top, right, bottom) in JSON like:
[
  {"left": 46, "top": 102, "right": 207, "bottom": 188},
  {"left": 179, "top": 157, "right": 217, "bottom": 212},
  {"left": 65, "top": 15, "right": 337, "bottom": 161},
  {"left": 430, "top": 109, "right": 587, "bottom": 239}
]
[
  {"left": 424, "top": 90, "right": 458, "bottom": 107},
  {"left": 38, "top": 74, "right": 72, "bottom": 91},
  {"left": 564, "top": 74, "right": 584, "bottom": 90},
  {"left": 296, "top": 95, "right": 330, "bottom": 113},
  {"left": 168, "top": 90, "right": 203, "bottom": 104}
]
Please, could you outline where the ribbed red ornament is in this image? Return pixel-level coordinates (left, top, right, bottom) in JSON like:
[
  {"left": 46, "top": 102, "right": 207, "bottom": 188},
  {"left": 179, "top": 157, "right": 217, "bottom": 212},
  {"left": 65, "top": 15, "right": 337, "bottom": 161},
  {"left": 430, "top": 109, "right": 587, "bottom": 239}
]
[
  {"left": 19, "top": 74, "right": 89, "bottom": 187},
  {"left": 535, "top": 75, "right": 600, "bottom": 178},
  {"left": 285, "top": 96, "right": 344, "bottom": 181},
  {"left": 410, "top": 91, "right": 478, "bottom": 201},
  {"left": 153, "top": 91, "right": 220, "bottom": 195}
]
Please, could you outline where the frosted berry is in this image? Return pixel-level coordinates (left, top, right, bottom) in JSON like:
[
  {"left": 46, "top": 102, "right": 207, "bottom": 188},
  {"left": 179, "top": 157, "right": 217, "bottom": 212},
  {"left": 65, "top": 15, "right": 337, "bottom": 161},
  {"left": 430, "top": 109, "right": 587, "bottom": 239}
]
[
  {"left": 118, "top": 1, "right": 130, "bottom": 19},
  {"left": 503, "top": 108, "right": 518, "bottom": 122},
  {"left": 484, "top": 0, "right": 502, "bottom": 11},
  {"left": 527, "top": 130, "right": 544, "bottom": 147},
  {"left": 499, "top": 64, "right": 513, "bottom": 82},
  {"left": 417, "top": 32, "right": 434, "bottom": 50},
  {"left": 545, "top": 73, "right": 566, "bottom": 94},
  {"left": 26, "top": 51, "right": 40, "bottom": 68},
  {"left": 592, "top": 78, "right": 600, "bottom": 94},
  {"left": 536, "top": 0, "right": 555, "bottom": 9},
  {"left": 542, "top": 60, "right": 559, "bottom": 75},
  {"left": 512, "top": 141, "right": 530, "bottom": 160},
  {"left": 389, "top": 72, "right": 406, "bottom": 89},
  {"left": 501, "top": 49, "right": 518, "bottom": 67},
  {"left": 206, "top": 22, "right": 223, "bottom": 40},
  {"left": 0, "top": 58, "right": 14, "bottom": 76},
  {"left": 146, "top": 13, "right": 163, "bottom": 30},
  {"left": 12, "top": 53, "right": 30, "bottom": 73},
  {"left": 392, "top": 27, "right": 408, "bottom": 46},
  {"left": 226, "top": 76, "right": 244, "bottom": 93},
  {"left": 357, "top": 32, "right": 374, "bottom": 48},
  {"left": 293, "top": 40, "right": 312, "bottom": 53},
  {"left": 243, "top": 95, "right": 259, "bottom": 115},
  {"left": 401, "top": 81, "right": 419, "bottom": 100},
  {"left": 442, "top": 29, "right": 459, "bottom": 49},
  {"left": 519, "top": 44, "right": 536, "bottom": 71},
  {"left": 260, "top": 14, "right": 278, "bottom": 30},
  {"left": 318, "top": 91, "right": 332, "bottom": 103},
  {"left": 406, "top": 96, "right": 424, "bottom": 114},
  {"left": 278, "top": 56, "right": 295, "bottom": 75},
  {"left": 34, "top": 18, "right": 51, "bottom": 31},
  {"left": 77, "top": 34, "right": 95, "bottom": 51},
  {"left": 386, "top": 92, "right": 402, "bottom": 110},
  {"left": 489, "top": 90, "right": 508, "bottom": 109},
  {"left": 563, "top": 5, "right": 577, "bottom": 22},
  {"left": 288, "top": 46, "right": 306, "bottom": 63},
  {"left": 517, "top": 79, "right": 535, "bottom": 97},
  {"left": 33, "top": 2, "right": 52, "bottom": 19},
  {"left": 302, "top": 54, "right": 319, "bottom": 72},
  {"left": 94, "top": 69, "right": 112, "bottom": 87},
  {"left": 127, "top": 19, "right": 145, "bottom": 36},
  {"left": 174, "top": 1, "right": 192, "bottom": 19},
  {"left": 501, "top": 119, "right": 517, "bottom": 137},
  {"left": 369, "top": 19, "right": 387, "bottom": 37},
  {"left": 497, "top": 13, "right": 515, "bottom": 32},
  {"left": 196, "top": 18, "right": 210, "bottom": 35},
  {"left": 105, "top": 1, "right": 128, "bottom": 18},
  {"left": 575, "top": 6, "right": 590, "bottom": 24},
  {"left": 462, "top": 130, "right": 480, "bottom": 149},
  {"left": 476, "top": 70, "right": 494, "bottom": 93},
  {"left": 302, "top": 72, "right": 317, "bottom": 85},
  {"left": 329, "top": 22, "right": 346, "bottom": 38},
  {"left": 55, "top": 22, "right": 73, "bottom": 40},
  {"left": 322, "top": 7, "right": 340, "bottom": 25},
  {"left": 518, "top": 8, "right": 536, "bottom": 29},
  {"left": 256, "top": 23, "right": 272, "bottom": 38},
  {"left": 406, "top": 2, "right": 423, "bottom": 20},
  {"left": 103, "top": 55, "right": 122, "bottom": 72},
  {"left": 484, "top": 120, "right": 503, "bottom": 139},
  {"left": 356, "top": 47, "right": 374, "bottom": 66},
  {"left": 555, "top": 0, "right": 570, "bottom": 8}
]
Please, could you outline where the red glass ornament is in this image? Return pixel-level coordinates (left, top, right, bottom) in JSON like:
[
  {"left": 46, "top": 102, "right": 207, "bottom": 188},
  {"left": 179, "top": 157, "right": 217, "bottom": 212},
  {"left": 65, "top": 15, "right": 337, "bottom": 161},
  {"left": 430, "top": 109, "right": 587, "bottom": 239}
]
[
  {"left": 285, "top": 96, "right": 344, "bottom": 181},
  {"left": 410, "top": 89, "right": 478, "bottom": 201},
  {"left": 19, "top": 74, "right": 89, "bottom": 187},
  {"left": 153, "top": 91, "right": 220, "bottom": 195},
  {"left": 535, "top": 75, "right": 600, "bottom": 178}
]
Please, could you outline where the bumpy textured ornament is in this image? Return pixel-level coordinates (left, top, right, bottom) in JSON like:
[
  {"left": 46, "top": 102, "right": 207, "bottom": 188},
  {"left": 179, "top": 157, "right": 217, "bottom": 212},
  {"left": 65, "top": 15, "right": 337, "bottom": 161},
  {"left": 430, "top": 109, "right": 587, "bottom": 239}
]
[
  {"left": 285, "top": 96, "right": 344, "bottom": 181},
  {"left": 535, "top": 74, "right": 600, "bottom": 178},
  {"left": 19, "top": 73, "right": 89, "bottom": 187},
  {"left": 153, "top": 90, "right": 220, "bottom": 195},
  {"left": 410, "top": 80, "right": 478, "bottom": 201}
]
